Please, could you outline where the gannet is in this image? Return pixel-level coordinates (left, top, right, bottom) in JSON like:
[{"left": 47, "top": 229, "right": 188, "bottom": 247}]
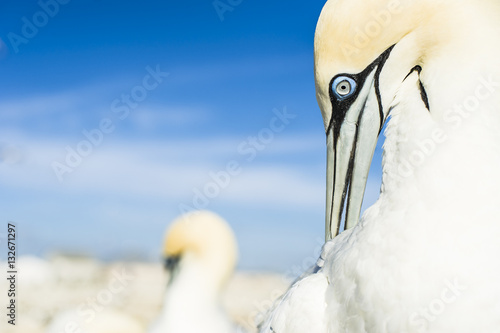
[
  {"left": 260, "top": 0, "right": 500, "bottom": 332},
  {"left": 148, "top": 210, "right": 239, "bottom": 333}
]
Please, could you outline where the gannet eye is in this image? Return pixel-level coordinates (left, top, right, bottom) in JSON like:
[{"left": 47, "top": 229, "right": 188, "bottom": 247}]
[{"left": 332, "top": 76, "right": 357, "bottom": 99}]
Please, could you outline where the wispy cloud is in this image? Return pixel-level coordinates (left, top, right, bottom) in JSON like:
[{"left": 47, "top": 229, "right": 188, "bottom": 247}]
[
  {"left": 0, "top": 79, "right": 213, "bottom": 139},
  {"left": 129, "top": 106, "right": 210, "bottom": 130},
  {"left": 0, "top": 132, "right": 324, "bottom": 208}
]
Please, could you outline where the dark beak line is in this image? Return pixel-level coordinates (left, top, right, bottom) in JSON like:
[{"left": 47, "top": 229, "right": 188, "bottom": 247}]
[
  {"left": 325, "top": 44, "right": 395, "bottom": 239},
  {"left": 343, "top": 95, "right": 370, "bottom": 231},
  {"left": 328, "top": 93, "right": 371, "bottom": 237}
]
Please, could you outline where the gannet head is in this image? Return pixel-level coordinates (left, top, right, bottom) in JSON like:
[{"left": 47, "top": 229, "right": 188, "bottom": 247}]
[
  {"left": 162, "top": 211, "right": 238, "bottom": 290},
  {"left": 315, "top": 0, "right": 452, "bottom": 239}
]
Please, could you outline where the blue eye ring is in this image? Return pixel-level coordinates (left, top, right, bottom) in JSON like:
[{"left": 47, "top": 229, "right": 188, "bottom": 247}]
[{"left": 331, "top": 76, "right": 357, "bottom": 100}]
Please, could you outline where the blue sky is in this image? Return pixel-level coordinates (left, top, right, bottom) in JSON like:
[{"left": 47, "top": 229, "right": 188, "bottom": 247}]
[{"left": 0, "top": 0, "right": 384, "bottom": 272}]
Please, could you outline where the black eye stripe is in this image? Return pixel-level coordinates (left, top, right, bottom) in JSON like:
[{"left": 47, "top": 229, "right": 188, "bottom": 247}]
[{"left": 326, "top": 44, "right": 396, "bottom": 140}]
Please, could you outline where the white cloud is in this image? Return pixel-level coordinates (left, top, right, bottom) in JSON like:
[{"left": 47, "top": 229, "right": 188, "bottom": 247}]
[
  {"left": 0, "top": 81, "right": 119, "bottom": 120},
  {"left": 219, "top": 166, "right": 324, "bottom": 208},
  {"left": 0, "top": 93, "right": 80, "bottom": 120},
  {"left": 0, "top": 133, "right": 325, "bottom": 212},
  {"left": 129, "top": 105, "right": 210, "bottom": 130}
]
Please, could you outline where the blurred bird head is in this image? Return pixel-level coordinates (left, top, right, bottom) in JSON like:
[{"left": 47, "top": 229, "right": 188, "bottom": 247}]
[
  {"left": 314, "top": 0, "right": 498, "bottom": 239},
  {"left": 162, "top": 211, "right": 238, "bottom": 290}
]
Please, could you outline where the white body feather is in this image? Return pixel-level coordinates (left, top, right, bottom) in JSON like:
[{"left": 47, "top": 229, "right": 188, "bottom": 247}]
[{"left": 148, "top": 256, "right": 235, "bottom": 333}]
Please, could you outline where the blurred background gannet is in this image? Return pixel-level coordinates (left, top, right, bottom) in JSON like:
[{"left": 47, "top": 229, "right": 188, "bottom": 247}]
[
  {"left": 148, "top": 210, "right": 239, "bottom": 333},
  {"left": 260, "top": 0, "right": 500, "bottom": 332}
]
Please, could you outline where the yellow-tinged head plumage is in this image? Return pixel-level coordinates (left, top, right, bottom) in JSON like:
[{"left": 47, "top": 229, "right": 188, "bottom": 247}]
[
  {"left": 313, "top": 0, "right": 468, "bottom": 130},
  {"left": 162, "top": 210, "right": 238, "bottom": 288},
  {"left": 315, "top": 0, "right": 417, "bottom": 73}
]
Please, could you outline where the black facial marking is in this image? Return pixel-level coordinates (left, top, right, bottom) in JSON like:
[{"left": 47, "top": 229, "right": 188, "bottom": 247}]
[
  {"left": 164, "top": 255, "right": 181, "bottom": 271},
  {"left": 405, "top": 65, "right": 430, "bottom": 112},
  {"left": 419, "top": 81, "right": 430, "bottom": 111},
  {"left": 404, "top": 65, "right": 422, "bottom": 79},
  {"left": 326, "top": 44, "right": 395, "bottom": 142},
  {"left": 164, "top": 255, "right": 182, "bottom": 285},
  {"left": 373, "top": 45, "right": 396, "bottom": 133},
  {"left": 343, "top": 95, "right": 369, "bottom": 230},
  {"left": 326, "top": 45, "right": 395, "bottom": 237}
]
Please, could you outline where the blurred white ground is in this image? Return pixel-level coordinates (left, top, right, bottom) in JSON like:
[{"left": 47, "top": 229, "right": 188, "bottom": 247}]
[{"left": 0, "top": 255, "right": 289, "bottom": 333}]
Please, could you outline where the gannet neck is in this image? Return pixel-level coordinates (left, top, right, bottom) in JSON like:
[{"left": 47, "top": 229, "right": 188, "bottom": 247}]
[
  {"left": 163, "top": 256, "right": 221, "bottom": 314},
  {"left": 409, "top": 0, "right": 500, "bottom": 122},
  {"left": 168, "top": 252, "right": 222, "bottom": 302},
  {"left": 378, "top": 0, "right": 500, "bottom": 207},
  {"left": 154, "top": 258, "right": 232, "bottom": 333}
]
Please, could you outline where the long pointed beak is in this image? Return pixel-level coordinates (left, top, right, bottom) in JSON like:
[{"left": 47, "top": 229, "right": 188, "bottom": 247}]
[{"left": 325, "top": 70, "right": 381, "bottom": 240}]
